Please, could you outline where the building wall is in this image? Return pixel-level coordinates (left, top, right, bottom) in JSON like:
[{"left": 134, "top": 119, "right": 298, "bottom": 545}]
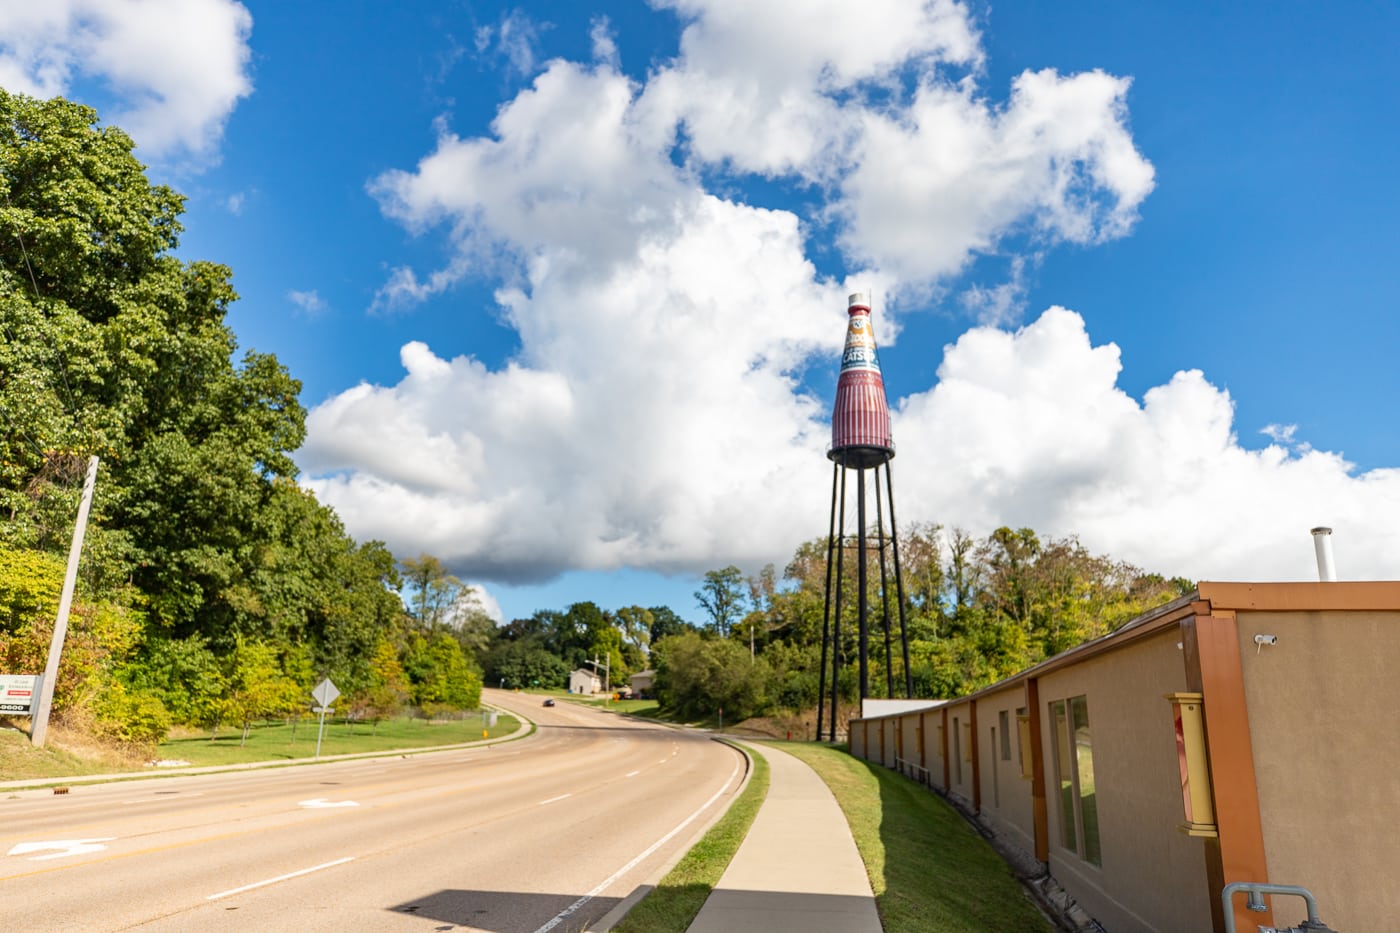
[
  {"left": 946, "top": 699, "right": 974, "bottom": 807},
  {"left": 1237, "top": 609, "right": 1400, "bottom": 932},
  {"left": 975, "top": 685, "right": 1036, "bottom": 856},
  {"left": 1037, "top": 630, "right": 1211, "bottom": 933},
  {"left": 922, "top": 709, "right": 945, "bottom": 789},
  {"left": 845, "top": 586, "right": 1400, "bottom": 932}
]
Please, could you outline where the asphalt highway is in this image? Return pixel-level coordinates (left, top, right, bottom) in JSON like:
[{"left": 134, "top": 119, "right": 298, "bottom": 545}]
[{"left": 0, "top": 689, "right": 744, "bottom": 932}]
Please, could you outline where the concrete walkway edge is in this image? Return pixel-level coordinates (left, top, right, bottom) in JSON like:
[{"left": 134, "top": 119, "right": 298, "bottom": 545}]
[{"left": 684, "top": 741, "right": 882, "bottom": 933}]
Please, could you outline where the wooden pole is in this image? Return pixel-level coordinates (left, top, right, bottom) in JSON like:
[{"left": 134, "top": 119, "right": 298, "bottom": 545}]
[{"left": 30, "top": 456, "right": 99, "bottom": 747}]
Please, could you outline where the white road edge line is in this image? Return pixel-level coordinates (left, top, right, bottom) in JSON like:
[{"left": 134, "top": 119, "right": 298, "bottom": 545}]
[
  {"left": 539, "top": 793, "right": 573, "bottom": 805},
  {"left": 531, "top": 755, "right": 742, "bottom": 933},
  {"left": 206, "top": 857, "right": 355, "bottom": 901}
]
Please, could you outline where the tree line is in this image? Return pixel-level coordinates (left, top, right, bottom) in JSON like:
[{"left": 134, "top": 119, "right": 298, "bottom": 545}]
[{"left": 0, "top": 92, "right": 489, "bottom": 748}]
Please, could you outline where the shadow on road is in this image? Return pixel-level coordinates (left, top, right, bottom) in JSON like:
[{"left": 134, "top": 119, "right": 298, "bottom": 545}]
[{"left": 388, "top": 888, "right": 623, "bottom": 932}]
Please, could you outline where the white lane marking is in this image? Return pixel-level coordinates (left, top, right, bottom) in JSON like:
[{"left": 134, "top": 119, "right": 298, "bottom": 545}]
[
  {"left": 8, "top": 838, "right": 115, "bottom": 861},
  {"left": 298, "top": 798, "right": 359, "bottom": 809},
  {"left": 625, "top": 770, "right": 640, "bottom": 778},
  {"left": 207, "top": 857, "right": 355, "bottom": 901},
  {"left": 539, "top": 793, "right": 572, "bottom": 805},
  {"left": 531, "top": 755, "right": 743, "bottom": 933}
]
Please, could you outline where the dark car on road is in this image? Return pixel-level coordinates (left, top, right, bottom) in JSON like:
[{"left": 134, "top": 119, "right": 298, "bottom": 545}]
[{"left": 543, "top": 698, "right": 555, "bottom": 707}]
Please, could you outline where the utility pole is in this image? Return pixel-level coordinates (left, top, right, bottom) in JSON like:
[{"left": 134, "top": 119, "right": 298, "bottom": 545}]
[
  {"left": 588, "top": 655, "right": 611, "bottom": 693},
  {"left": 31, "top": 456, "right": 99, "bottom": 747}
]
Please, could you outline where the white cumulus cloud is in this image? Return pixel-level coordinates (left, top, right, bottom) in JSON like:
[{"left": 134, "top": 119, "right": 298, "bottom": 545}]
[
  {"left": 892, "top": 308, "right": 1400, "bottom": 581},
  {"left": 0, "top": 0, "right": 253, "bottom": 161},
  {"left": 299, "top": 0, "right": 1397, "bottom": 590}
]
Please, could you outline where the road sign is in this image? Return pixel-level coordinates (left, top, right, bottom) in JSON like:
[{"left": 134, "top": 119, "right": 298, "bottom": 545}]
[
  {"left": 311, "top": 678, "right": 340, "bottom": 759},
  {"left": 311, "top": 678, "right": 340, "bottom": 708},
  {"left": 0, "top": 674, "right": 41, "bottom": 715}
]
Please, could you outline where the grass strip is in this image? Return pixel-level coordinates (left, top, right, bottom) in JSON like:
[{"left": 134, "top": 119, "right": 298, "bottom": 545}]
[
  {"left": 0, "top": 713, "right": 524, "bottom": 783},
  {"left": 153, "top": 713, "right": 524, "bottom": 768},
  {"left": 776, "top": 742, "right": 1051, "bottom": 933},
  {"left": 612, "top": 744, "right": 770, "bottom": 933}
]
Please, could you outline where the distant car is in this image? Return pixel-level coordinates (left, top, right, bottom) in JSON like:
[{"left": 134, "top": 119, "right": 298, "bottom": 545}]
[{"left": 543, "top": 698, "right": 556, "bottom": 707}]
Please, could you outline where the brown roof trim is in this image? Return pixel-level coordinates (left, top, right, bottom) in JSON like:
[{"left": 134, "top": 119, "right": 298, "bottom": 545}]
[
  {"left": 853, "top": 581, "right": 1400, "bottom": 724},
  {"left": 1198, "top": 581, "right": 1400, "bottom": 611},
  {"left": 856, "top": 592, "right": 1202, "bottom": 720}
]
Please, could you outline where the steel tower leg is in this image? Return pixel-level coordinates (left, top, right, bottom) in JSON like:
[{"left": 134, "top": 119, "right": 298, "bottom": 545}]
[
  {"left": 817, "top": 461, "right": 838, "bottom": 742},
  {"left": 884, "top": 461, "right": 913, "bottom": 698},
  {"left": 830, "top": 461, "right": 847, "bottom": 743},
  {"left": 874, "top": 464, "right": 895, "bottom": 698},
  {"left": 856, "top": 466, "right": 869, "bottom": 704}
]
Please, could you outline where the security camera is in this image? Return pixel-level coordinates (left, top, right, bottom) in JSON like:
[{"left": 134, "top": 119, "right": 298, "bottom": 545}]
[{"left": 1253, "top": 634, "right": 1278, "bottom": 647}]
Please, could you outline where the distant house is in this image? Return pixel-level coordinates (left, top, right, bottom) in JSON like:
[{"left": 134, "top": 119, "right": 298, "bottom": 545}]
[
  {"left": 569, "top": 669, "right": 602, "bottom": 695},
  {"left": 630, "top": 669, "right": 655, "bottom": 698}
]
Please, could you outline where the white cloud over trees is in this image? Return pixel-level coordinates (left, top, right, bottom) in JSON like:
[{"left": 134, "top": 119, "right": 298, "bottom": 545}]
[
  {"left": 18, "top": 0, "right": 1392, "bottom": 587},
  {"left": 298, "top": 0, "right": 1400, "bottom": 585},
  {"left": 0, "top": 0, "right": 252, "bottom": 161}
]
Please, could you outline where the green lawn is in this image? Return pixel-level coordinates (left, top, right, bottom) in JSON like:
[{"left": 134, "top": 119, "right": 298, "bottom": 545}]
[
  {"left": 0, "top": 712, "right": 525, "bottom": 783},
  {"left": 776, "top": 742, "right": 1052, "bottom": 933},
  {"left": 155, "top": 712, "right": 524, "bottom": 767}
]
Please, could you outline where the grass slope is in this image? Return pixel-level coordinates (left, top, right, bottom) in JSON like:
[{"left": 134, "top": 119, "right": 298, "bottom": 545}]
[
  {"left": 777, "top": 742, "right": 1051, "bottom": 933},
  {"left": 0, "top": 713, "right": 523, "bottom": 782}
]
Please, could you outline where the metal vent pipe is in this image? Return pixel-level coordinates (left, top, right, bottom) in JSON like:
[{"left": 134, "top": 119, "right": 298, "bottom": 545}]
[{"left": 1310, "top": 527, "right": 1336, "bottom": 582}]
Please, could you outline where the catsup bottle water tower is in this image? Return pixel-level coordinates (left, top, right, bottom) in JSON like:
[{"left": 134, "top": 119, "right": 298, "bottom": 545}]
[{"left": 819, "top": 293, "right": 912, "bottom": 742}]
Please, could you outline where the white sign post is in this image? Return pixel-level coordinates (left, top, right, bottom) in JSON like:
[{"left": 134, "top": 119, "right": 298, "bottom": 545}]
[{"left": 312, "top": 678, "right": 340, "bottom": 759}]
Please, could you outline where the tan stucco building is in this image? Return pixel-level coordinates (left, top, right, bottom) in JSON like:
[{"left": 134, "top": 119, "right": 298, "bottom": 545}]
[{"left": 848, "top": 582, "right": 1400, "bottom": 932}]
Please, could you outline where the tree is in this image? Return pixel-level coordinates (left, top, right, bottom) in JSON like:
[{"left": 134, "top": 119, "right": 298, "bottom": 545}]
[
  {"left": 359, "top": 638, "right": 410, "bottom": 731},
  {"left": 0, "top": 90, "right": 309, "bottom": 641},
  {"left": 406, "top": 632, "right": 482, "bottom": 717},
  {"left": 221, "top": 638, "right": 301, "bottom": 746},
  {"left": 652, "top": 631, "right": 770, "bottom": 721},
  {"left": 400, "top": 554, "right": 464, "bottom": 631},
  {"left": 695, "top": 566, "right": 746, "bottom": 637},
  {"left": 614, "top": 605, "right": 654, "bottom": 654},
  {"left": 648, "top": 605, "right": 694, "bottom": 644}
]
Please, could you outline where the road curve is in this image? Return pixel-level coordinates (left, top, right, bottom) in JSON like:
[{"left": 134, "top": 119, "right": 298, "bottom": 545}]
[{"left": 0, "top": 689, "right": 743, "bottom": 932}]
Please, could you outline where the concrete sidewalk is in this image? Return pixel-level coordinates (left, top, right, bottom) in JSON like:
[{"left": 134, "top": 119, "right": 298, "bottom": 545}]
[{"left": 686, "top": 742, "right": 882, "bottom": 933}]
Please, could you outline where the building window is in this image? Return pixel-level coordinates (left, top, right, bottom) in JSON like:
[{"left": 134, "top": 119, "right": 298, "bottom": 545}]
[
  {"left": 1050, "top": 695, "right": 1101, "bottom": 866},
  {"left": 953, "top": 716, "right": 962, "bottom": 785},
  {"left": 1016, "top": 707, "right": 1032, "bottom": 780},
  {"left": 999, "top": 710, "right": 1011, "bottom": 760},
  {"left": 990, "top": 726, "right": 1000, "bottom": 807}
]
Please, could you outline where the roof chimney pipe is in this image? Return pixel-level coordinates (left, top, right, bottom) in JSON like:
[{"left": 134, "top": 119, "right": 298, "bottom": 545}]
[{"left": 1310, "top": 527, "right": 1336, "bottom": 582}]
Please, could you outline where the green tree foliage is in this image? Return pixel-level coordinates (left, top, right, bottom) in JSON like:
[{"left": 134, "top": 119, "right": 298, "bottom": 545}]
[
  {"left": 647, "top": 605, "right": 694, "bottom": 643},
  {"left": 0, "top": 93, "right": 427, "bottom": 748},
  {"left": 666, "top": 527, "right": 1192, "bottom": 717},
  {"left": 405, "top": 632, "right": 482, "bottom": 717},
  {"left": 695, "top": 565, "right": 746, "bottom": 637},
  {"left": 613, "top": 605, "right": 654, "bottom": 654},
  {"left": 653, "top": 631, "right": 772, "bottom": 721},
  {"left": 400, "top": 554, "right": 463, "bottom": 631},
  {"left": 221, "top": 638, "right": 303, "bottom": 746},
  {"left": 483, "top": 639, "right": 569, "bottom": 690},
  {"left": 356, "top": 638, "right": 411, "bottom": 731}
]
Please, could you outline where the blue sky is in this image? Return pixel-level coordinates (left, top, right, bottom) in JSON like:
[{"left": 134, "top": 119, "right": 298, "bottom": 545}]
[{"left": 6, "top": 0, "right": 1397, "bottom": 624}]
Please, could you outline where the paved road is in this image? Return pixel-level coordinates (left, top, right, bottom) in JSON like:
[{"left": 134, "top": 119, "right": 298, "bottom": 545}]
[{"left": 0, "top": 690, "right": 743, "bottom": 932}]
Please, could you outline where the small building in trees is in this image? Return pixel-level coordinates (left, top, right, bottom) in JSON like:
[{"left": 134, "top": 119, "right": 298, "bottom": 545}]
[
  {"left": 569, "top": 669, "right": 602, "bottom": 695},
  {"left": 629, "top": 669, "right": 655, "bottom": 698}
]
